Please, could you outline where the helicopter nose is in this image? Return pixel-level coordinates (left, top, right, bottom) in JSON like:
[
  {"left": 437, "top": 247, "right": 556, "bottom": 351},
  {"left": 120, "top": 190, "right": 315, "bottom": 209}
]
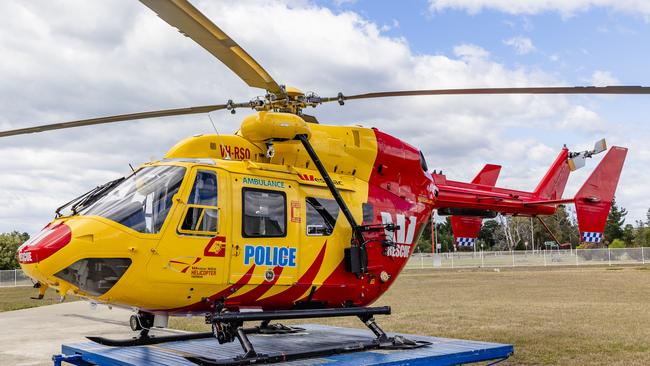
[{"left": 17, "top": 222, "right": 72, "bottom": 264}]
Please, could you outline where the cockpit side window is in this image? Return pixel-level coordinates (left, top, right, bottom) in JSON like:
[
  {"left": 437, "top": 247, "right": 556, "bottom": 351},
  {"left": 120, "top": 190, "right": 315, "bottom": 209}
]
[
  {"left": 179, "top": 170, "right": 219, "bottom": 236},
  {"left": 306, "top": 197, "right": 340, "bottom": 236}
]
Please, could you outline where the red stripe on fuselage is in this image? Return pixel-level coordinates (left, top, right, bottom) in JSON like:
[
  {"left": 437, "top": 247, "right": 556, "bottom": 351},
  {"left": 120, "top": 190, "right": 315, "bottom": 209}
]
[
  {"left": 255, "top": 241, "right": 328, "bottom": 309},
  {"left": 164, "top": 264, "right": 256, "bottom": 313},
  {"left": 225, "top": 266, "right": 284, "bottom": 306}
]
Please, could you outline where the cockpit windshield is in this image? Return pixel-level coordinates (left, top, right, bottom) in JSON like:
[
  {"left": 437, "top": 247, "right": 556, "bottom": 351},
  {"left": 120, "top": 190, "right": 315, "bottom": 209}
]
[{"left": 82, "top": 165, "right": 186, "bottom": 234}]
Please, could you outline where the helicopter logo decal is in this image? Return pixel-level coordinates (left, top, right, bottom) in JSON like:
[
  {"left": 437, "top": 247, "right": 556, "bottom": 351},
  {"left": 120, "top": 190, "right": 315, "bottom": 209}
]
[
  {"left": 168, "top": 257, "right": 202, "bottom": 273},
  {"left": 381, "top": 212, "right": 417, "bottom": 258},
  {"left": 204, "top": 236, "right": 226, "bottom": 257},
  {"left": 297, "top": 173, "right": 342, "bottom": 186}
]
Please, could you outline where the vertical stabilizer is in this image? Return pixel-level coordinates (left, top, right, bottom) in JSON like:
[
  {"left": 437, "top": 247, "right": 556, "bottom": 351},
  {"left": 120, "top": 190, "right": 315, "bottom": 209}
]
[
  {"left": 575, "top": 146, "right": 627, "bottom": 243},
  {"left": 533, "top": 147, "right": 571, "bottom": 200}
]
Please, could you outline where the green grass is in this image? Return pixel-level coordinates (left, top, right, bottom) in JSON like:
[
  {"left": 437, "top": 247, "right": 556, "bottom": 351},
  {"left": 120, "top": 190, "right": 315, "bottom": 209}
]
[
  {"left": 0, "top": 286, "right": 77, "bottom": 312},
  {"left": 169, "top": 266, "right": 650, "bottom": 365},
  {"left": 3, "top": 266, "right": 648, "bottom": 364}
]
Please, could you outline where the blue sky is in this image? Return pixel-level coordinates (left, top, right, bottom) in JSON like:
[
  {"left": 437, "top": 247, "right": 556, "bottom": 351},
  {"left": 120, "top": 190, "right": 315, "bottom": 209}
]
[
  {"left": 317, "top": 1, "right": 650, "bottom": 85},
  {"left": 0, "top": 0, "right": 649, "bottom": 233}
]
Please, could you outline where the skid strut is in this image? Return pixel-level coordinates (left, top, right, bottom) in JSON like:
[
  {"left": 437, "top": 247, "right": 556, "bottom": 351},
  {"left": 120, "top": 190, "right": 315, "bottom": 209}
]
[{"left": 188, "top": 306, "right": 429, "bottom": 365}]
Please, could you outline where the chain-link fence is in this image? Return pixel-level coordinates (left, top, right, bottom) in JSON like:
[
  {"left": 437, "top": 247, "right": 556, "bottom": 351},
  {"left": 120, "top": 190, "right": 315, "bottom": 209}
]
[
  {"left": 0, "top": 269, "right": 34, "bottom": 287},
  {"left": 407, "top": 248, "right": 650, "bottom": 269}
]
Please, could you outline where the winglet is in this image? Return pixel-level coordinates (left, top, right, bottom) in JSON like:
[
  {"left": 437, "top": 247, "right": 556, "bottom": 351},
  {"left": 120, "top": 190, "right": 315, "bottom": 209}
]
[
  {"left": 449, "top": 164, "right": 501, "bottom": 248},
  {"left": 471, "top": 164, "right": 501, "bottom": 185}
]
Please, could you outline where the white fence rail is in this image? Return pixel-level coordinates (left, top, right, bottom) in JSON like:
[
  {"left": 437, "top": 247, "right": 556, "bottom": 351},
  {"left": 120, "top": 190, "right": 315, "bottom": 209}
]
[
  {"left": 407, "top": 248, "right": 650, "bottom": 269},
  {"left": 0, "top": 269, "right": 33, "bottom": 287}
]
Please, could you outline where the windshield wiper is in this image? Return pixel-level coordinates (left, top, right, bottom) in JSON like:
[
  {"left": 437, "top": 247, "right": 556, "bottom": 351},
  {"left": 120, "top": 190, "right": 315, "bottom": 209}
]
[{"left": 55, "top": 177, "right": 125, "bottom": 218}]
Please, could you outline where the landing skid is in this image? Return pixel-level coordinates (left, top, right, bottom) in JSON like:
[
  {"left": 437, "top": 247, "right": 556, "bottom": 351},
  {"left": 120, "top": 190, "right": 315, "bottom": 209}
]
[
  {"left": 87, "top": 325, "right": 303, "bottom": 347},
  {"left": 86, "top": 306, "right": 429, "bottom": 365},
  {"left": 193, "top": 306, "right": 429, "bottom": 365},
  {"left": 187, "top": 338, "right": 427, "bottom": 366},
  {"left": 87, "top": 331, "right": 213, "bottom": 347}
]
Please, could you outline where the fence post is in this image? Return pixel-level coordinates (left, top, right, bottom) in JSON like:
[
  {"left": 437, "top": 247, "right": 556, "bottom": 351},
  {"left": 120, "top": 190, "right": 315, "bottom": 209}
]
[
  {"left": 481, "top": 251, "right": 484, "bottom": 267},
  {"left": 512, "top": 250, "right": 515, "bottom": 267},
  {"left": 576, "top": 249, "right": 579, "bottom": 266},
  {"left": 14, "top": 269, "right": 17, "bottom": 287},
  {"left": 643, "top": 247, "right": 645, "bottom": 265},
  {"left": 543, "top": 250, "right": 547, "bottom": 267},
  {"left": 451, "top": 252, "right": 454, "bottom": 269},
  {"left": 608, "top": 248, "right": 611, "bottom": 266}
]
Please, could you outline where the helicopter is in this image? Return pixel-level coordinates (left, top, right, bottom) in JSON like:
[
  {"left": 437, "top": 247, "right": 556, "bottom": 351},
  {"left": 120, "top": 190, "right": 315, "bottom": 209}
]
[{"left": 3, "top": 0, "right": 642, "bottom": 364}]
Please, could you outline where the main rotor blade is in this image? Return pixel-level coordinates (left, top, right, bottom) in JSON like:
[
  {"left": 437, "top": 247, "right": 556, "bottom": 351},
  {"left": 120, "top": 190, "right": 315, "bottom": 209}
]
[
  {"left": 139, "top": 0, "right": 284, "bottom": 96},
  {"left": 324, "top": 86, "right": 650, "bottom": 103},
  {"left": 0, "top": 104, "right": 228, "bottom": 137}
]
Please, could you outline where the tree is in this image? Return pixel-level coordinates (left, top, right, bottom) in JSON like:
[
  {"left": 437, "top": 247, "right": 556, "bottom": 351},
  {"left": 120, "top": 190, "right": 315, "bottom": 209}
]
[
  {"left": 622, "top": 224, "right": 635, "bottom": 246},
  {"left": 415, "top": 216, "right": 456, "bottom": 253},
  {"left": 605, "top": 198, "right": 627, "bottom": 242},
  {"left": 0, "top": 231, "right": 30, "bottom": 270},
  {"left": 415, "top": 220, "right": 432, "bottom": 253},
  {"left": 609, "top": 239, "right": 625, "bottom": 248},
  {"left": 478, "top": 220, "right": 500, "bottom": 249},
  {"left": 434, "top": 217, "right": 455, "bottom": 252}
]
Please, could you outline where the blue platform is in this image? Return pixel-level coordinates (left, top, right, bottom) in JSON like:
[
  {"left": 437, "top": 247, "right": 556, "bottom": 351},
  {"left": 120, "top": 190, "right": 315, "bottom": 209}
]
[{"left": 53, "top": 324, "right": 513, "bottom": 366}]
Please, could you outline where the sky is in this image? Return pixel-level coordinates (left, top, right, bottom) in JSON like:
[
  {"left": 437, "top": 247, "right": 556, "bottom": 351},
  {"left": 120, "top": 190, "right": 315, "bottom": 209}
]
[{"left": 1, "top": 0, "right": 649, "bottom": 234}]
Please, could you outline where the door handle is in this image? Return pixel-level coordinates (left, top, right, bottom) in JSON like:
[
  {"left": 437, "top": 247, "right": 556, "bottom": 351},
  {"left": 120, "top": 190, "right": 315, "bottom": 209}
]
[{"left": 233, "top": 245, "right": 240, "bottom": 257}]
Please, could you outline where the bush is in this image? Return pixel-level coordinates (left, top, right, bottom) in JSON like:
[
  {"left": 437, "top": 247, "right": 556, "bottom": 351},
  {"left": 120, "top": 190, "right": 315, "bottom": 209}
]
[
  {"left": 0, "top": 232, "right": 30, "bottom": 270},
  {"left": 577, "top": 242, "right": 599, "bottom": 250},
  {"left": 609, "top": 239, "right": 625, "bottom": 248}
]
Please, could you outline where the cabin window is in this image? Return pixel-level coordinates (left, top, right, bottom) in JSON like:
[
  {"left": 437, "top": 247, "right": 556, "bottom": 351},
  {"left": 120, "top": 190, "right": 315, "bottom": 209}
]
[
  {"left": 179, "top": 170, "right": 219, "bottom": 236},
  {"left": 306, "top": 197, "right": 340, "bottom": 236},
  {"left": 242, "top": 189, "right": 286, "bottom": 237}
]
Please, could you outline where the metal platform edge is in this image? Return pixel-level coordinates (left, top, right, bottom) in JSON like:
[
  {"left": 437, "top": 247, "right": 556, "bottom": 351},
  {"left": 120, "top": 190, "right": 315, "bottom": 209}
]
[{"left": 52, "top": 324, "right": 514, "bottom": 366}]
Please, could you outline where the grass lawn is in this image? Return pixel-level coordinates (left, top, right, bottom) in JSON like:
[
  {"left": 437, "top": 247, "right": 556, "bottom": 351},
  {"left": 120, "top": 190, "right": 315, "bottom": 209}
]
[
  {"left": 169, "top": 266, "right": 650, "bottom": 365},
  {"left": 2, "top": 266, "right": 648, "bottom": 364},
  {"left": 0, "top": 286, "right": 77, "bottom": 312}
]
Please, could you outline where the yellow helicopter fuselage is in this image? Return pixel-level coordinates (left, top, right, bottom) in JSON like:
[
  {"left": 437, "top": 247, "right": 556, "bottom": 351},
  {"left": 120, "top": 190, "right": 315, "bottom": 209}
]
[{"left": 18, "top": 113, "right": 436, "bottom": 315}]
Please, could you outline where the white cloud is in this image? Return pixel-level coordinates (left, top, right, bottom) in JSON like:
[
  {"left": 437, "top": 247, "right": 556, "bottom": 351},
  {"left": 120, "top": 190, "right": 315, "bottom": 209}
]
[
  {"left": 428, "top": 0, "right": 650, "bottom": 19},
  {"left": 503, "top": 36, "right": 536, "bottom": 55},
  {"left": 557, "top": 105, "right": 605, "bottom": 132},
  {"left": 0, "top": 0, "right": 647, "bottom": 233},
  {"left": 590, "top": 70, "right": 620, "bottom": 86},
  {"left": 380, "top": 19, "right": 400, "bottom": 32},
  {"left": 453, "top": 44, "right": 490, "bottom": 59}
]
